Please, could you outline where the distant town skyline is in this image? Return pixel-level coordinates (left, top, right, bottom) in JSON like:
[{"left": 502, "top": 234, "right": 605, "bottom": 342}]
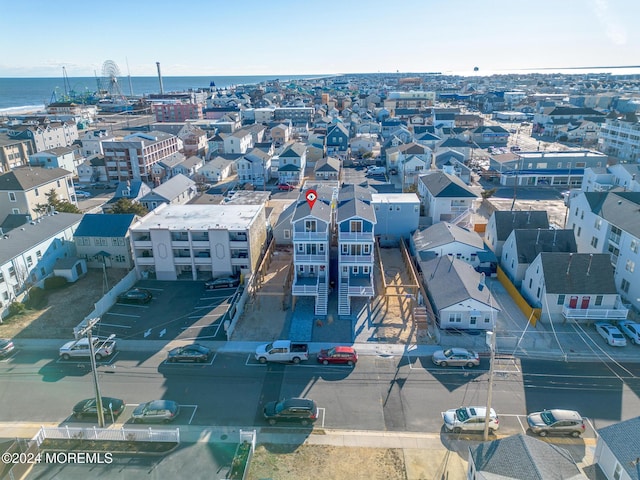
[{"left": 2, "top": 0, "right": 639, "bottom": 78}]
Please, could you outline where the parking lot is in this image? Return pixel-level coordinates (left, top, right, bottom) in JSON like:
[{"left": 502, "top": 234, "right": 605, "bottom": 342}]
[{"left": 95, "top": 280, "right": 238, "bottom": 341}]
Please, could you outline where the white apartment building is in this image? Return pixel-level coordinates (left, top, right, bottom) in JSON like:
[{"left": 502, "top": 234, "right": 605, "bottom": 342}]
[
  {"left": 566, "top": 189, "right": 640, "bottom": 312},
  {"left": 598, "top": 119, "right": 640, "bottom": 162},
  {"left": 130, "top": 204, "right": 267, "bottom": 281}
]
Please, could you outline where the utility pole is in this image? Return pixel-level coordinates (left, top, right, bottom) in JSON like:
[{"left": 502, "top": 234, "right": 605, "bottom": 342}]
[
  {"left": 483, "top": 329, "right": 497, "bottom": 441},
  {"left": 76, "top": 318, "right": 106, "bottom": 427}
]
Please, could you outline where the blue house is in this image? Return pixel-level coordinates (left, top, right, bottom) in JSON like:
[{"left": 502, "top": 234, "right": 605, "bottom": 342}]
[{"left": 326, "top": 123, "right": 350, "bottom": 159}]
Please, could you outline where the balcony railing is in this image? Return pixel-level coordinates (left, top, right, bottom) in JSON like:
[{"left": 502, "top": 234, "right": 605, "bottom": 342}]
[
  {"left": 562, "top": 304, "right": 629, "bottom": 320},
  {"left": 338, "top": 231, "right": 374, "bottom": 242},
  {"left": 339, "top": 254, "right": 373, "bottom": 263},
  {"left": 294, "top": 254, "right": 327, "bottom": 263},
  {"left": 293, "top": 231, "right": 328, "bottom": 241}
]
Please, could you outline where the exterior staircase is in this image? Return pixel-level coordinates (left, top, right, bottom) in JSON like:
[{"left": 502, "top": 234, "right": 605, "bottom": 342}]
[
  {"left": 338, "top": 280, "right": 350, "bottom": 316},
  {"left": 315, "top": 277, "right": 328, "bottom": 316}
]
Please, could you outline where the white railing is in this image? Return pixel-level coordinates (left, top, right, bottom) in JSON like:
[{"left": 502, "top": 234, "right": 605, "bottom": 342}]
[
  {"left": 293, "top": 231, "right": 328, "bottom": 241},
  {"left": 562, "top": 305, "right": 629, "bottom": 320},
  {"left": 338, "top": 232, "right": 374, "bottom": 241},
  {"left": 292, "top": 283, "right": 319, "bottom": 295},
  {"left": 294, "top": 253, "right": 327, "bottom": 263},
  {"left": 34, "top": 425, "right": 180, "bottom": 445},
  {"left": 339, "top": 254, "right": 373, "bottom": 263},
  {"left": 347, "top": 285, "right": 374, "bottom": 296}
]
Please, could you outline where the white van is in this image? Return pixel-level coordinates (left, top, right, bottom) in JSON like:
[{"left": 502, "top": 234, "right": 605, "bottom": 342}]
[{"left": 366, "top": 166, "right": 386, "bottom": 176}]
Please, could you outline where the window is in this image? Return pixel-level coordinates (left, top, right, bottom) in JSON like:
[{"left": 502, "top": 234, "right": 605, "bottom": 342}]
[
  {"left": 449, "top": 313, "right": 462, "bottom": 323},
  {"left": 595, "top": 295, "right": 603, "bottom": 306},
  {"left": 112, "top": 238, "right": 119, "bottom": 246},
  {"left": 8, "top": 192, "right": 16, "bottom": 202},
  {"left": 363, "top": 266, "right": 370, "bottom": 274},
  {"left": 577, "top": 227, "right": 581, "bottom": 237},
  {"left": 594, "top": 218, "right": 602, "bottom": 230},
  {"left": 536, "top": 287, "right": 541, "bottom": 298},
  {"left": 0, "top": 272, "right": 4, "bottom": 282},
  {"left": 621, "top": 278, "right": 630, "bottom": 293},
  {"left": 319, "top": 244, "right": 325, "bottom": 253},
  {"left": 631, "top": 239, "right": 638, "bottom": 253},
  {"left": 115, "top": 255, "right": 125, "bottom": 263},
  {"left": 590, "top": 237, "right": 598, "bottom": 248},
  {"left": 27, "top": 256, "right": 33, "bottom": 267},
  {"left": 35, "top": 188, "right": 39, "bottom": 196},
  {"left": 484, "top": 315, "right": 491, "bottom": 324},
  {"left": 626, "top": 260, "right": 635, "bottom": 273},
  {"left": 557, "top": 294, "right": 565, "bottom": 305},
  {"left": 284, "top": 229, "right": 290, "bottom": 239},
  {"left": 297, "top": 244, "right": 304, "bottom": 252},
  {"left": 350, "top": 220, "right": 362, "bottom": 233},
  {"left": 36, "top": 250, "right": 42, "bottom": 260},
  {"left": 9, "top": 266, "right": 15, "bottom": 278},
  {"left": 363, "top": 244, "right": 370, "bottom": 254},
  {"left": 341, "top": 244, "right": 348, "bottom": 254},
  {"left": 304, "top": 220, "right": 316, "bottom": 232},
  {"left": 299, "top": 265, "right": 304, "bottom": 273},
  {"left": 614, "top": 462, "right": 623, "bottom": 480},
  {"left": 529, "top": 278, "right": 532, "bottom": 288}
]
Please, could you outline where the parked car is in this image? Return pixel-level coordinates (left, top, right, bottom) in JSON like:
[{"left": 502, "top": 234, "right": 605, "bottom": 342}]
[
  {"left": 73, "top": 397, "right": 125, "bottom": 419},
  {"left": 317, "top": 346, "right": 358, "bottom": 366},
  {"left": 526, "top": 409, "right": 585, "bottom": 437},
  {"left": 263, "top": 397, "right": 318, "bottom": 426},
  {"left": 59, "top": 337, "right": 117, "bottom": 361},
  {"left": 595, "top": 321, "right": 627, "bottom": 346},
  {"left": 205, "top": 276, "right": 240, "bottom": 290},
  {"left": 510, "top": 145, "right": 521, "bottom": 152},
  {"left": 91, "top": 182, "right": 110, "bottom": 189},
  {"left": 277, "top": 183, "right": 295, "bottom": 191},
  {"left": 388, "top": 168, "right": 398, "bottom": 175},
  {"left": 117, "top": 288, "right": 152, "bottom": 304},
  {"left": 442, "top": 407, "right": 499, "bottom": 434},
  {"left": 75, "top": 191, "right": 92, "bottom": 198},
  {"left": 167, "top": 344, "right": 212, "bottom": 363},
  {"left": 618, "top": 320, "right": 640, "bottom": 345},
  {"left": 432, "top": 348, "right": 480, "bottom": 368},
  {"left": 255, "top": 340, "right": 309, "bottom": 364},
  {"left": 365, "top": 166, "right": 386, "bottom": 176},
  {"left": 0, "top": 338, "right": 15, "bottom": 357},
  {"left": 131, "top": 400, "right": 180, "bottom": 424}
]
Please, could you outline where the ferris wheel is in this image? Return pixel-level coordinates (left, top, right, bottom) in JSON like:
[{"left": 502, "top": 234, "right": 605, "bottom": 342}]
[{"left": 100, "top": 60, "right": 124, "bottom": 98}]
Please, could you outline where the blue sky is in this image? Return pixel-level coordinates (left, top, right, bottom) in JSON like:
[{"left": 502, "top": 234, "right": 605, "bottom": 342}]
[{"left": 1, "top": 0, "right": 638, "bottom": 77}]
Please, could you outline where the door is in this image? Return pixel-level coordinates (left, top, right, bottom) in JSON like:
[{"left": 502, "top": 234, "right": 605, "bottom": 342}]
[
  {"left": 580, "top": 296, "right": 590, "bottom": 309},
  {"left": 569, "top": 296, "right": 578, "bottom": 308}
]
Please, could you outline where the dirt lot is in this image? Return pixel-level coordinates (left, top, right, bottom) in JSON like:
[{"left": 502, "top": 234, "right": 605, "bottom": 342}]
[
  {"left": 0, "top": 268, "right": 128, "bottom": 339},
  {"left": 248, "top": 444, "right": 407, "bottom": 480}
]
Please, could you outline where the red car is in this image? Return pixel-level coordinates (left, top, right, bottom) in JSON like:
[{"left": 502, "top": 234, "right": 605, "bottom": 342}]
[
  {"left": 278, "top": 183, "right": 295, "bottom": 191},
  {"left": 317, "top": 346, "right": 358, "bottom": 366}
]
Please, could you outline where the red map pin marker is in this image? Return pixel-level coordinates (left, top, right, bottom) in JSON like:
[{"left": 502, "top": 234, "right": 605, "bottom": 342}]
[{"left": 305, "top": 189, "right": 317, "bottom": 209}]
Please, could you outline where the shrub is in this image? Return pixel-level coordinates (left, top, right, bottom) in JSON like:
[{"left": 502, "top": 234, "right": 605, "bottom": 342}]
[
  {"left": 481, "top": 188, "right": 498, "bottom": 199},
  {"left": 8, "top": 302, "right": 26, "bottom": 317},
  {"left": 44, "top": 276, "right": 68, "bottom": 290},
  {"left": 25, "top": 286, "right": 47, "bottom": 309}
]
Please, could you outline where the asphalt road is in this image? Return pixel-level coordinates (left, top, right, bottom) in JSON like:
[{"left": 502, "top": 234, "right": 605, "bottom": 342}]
[{"left": 2, "top": 347, "right": 639, "bottom": 439}]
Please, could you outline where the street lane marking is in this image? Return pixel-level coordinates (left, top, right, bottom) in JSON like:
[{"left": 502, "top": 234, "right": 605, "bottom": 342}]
[{"left": 104, "top": 312, "right": 140, "bottom": 318}]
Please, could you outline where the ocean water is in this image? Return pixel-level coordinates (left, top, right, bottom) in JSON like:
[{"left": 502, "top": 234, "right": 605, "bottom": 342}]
[{"left": 0, "top": 75, "right": 326, "bottom": 112}]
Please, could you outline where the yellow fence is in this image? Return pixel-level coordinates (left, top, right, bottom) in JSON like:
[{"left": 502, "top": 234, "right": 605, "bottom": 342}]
[{"left": 496, "top": 266, "right": 541, "bottom": 327}]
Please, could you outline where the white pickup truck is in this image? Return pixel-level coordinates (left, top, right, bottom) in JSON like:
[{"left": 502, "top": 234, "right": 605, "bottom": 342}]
[{"left": 255, "top": 340, "right": 309, "bottom": 364}]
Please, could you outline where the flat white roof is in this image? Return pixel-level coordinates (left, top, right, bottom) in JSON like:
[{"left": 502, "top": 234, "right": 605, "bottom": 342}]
[
  {"left": 132, "top": 204, "right": 262, "bottom": 231},
  {"left": 371, "top": 193, "right": 420, "bottom": 204}
]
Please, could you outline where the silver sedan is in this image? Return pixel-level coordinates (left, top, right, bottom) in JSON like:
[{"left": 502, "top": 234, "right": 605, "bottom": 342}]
[{"left": 432, "top": 348, "right": 480, "bottom": 367}]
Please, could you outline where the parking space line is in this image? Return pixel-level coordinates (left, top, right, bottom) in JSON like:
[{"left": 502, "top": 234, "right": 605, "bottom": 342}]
[
  {"left": 181, "top": 324, "right": 220, "bottom": 330},
  {"left": 0, "top": 352, "right": 18, "bottom": 363},
  {"left": 213, "top": 322, "right": 222, "bottom": 337},
  {"left": 246, "top": 354, "right": 264, "bottom": 366},
  {"left": 140, "top": 287, "right": 164, "bottom": 292},
  {"left": 180, "top": 405, "right": 198, "bottom": 425},
  {"left": 188, "top": 313, "right": 223, "bottom": 319},
  {"left": 192, "top": 305, "right": 228, "bottom": 310},
  {"left": 318, "top": 407, "right": 326, "bottom": 428},
  {"left": 114, "top": 303, "right": 150, "bottom": 308},
  {"left": 99, "top": 322, "right": 132, "bottom": 328},
  {"left": 516, "top": 415, "right": 527, "bottom": 434},
  {"left": 405, "top": 355, "right": 420, "bottom": 370},
  {"left": 105, "top": 312, "right": 141, "bottom": 318}
]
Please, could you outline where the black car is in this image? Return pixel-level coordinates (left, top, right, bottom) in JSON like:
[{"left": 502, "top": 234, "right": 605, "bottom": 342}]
[
  {"left": 205, "top": 276, "right": 240, "bottom": 290},
  {"left": 0, "top": 338, "right": 15, "bottom": 357},
  {"left": 117, "top": 288, "right": 152, "bottom": 304},
  {"left": 167, "top": 344, "right": 212, "bottom": 363},
  {"left": 263, "top": 397, "right": 318, "bottom": 426},
  {"left": 73, "top": 397, "right": 125, "bottom": 419}
]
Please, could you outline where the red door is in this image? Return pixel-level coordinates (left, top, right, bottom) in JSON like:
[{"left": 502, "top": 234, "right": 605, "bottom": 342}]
[
  {"left": 581, "top": 296, "right": 590, "bottom": 309},
  {"left": 569, "top": 296, "right": 578, "bottom": 308}
]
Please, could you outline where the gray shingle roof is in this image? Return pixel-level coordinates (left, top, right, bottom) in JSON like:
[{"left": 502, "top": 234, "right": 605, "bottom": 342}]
[
  {"left": 142, "top": 174, "right": 195, "bottom": 202},
  {"left": 419, "top": 256, "right": 499, "bottom": 311},
  {"left": 419, "top": 171, "right": 478, "bottom": 198},
  {"left": 470, "top": 434, "right": 585, "bottom": 480},
  {"left": 0, "top": 212, "right": 82, "bottom": 265},
  {"left": 413, "top": 222, "right": 484, "bottom": 251},
  {"left": 315, "top": 157, "right": 340, "bottom": 172},
  {"left": 584, "top": 190, "right": 640, "bottom": 238},
  {"left": 597, "top": 416, "right": 640, "bottom": 480},
  {"left": 540, "top": 252, "right": 618, "bottom": 294},
  {"left": 0, "top": 167, "right": 72, "bottom": 191},
  {"left": 512, "top": 229, "right": 577, "bottom": 263},
  {"left": 492, "top": 211, "right": 550, "bottom": 242}
]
